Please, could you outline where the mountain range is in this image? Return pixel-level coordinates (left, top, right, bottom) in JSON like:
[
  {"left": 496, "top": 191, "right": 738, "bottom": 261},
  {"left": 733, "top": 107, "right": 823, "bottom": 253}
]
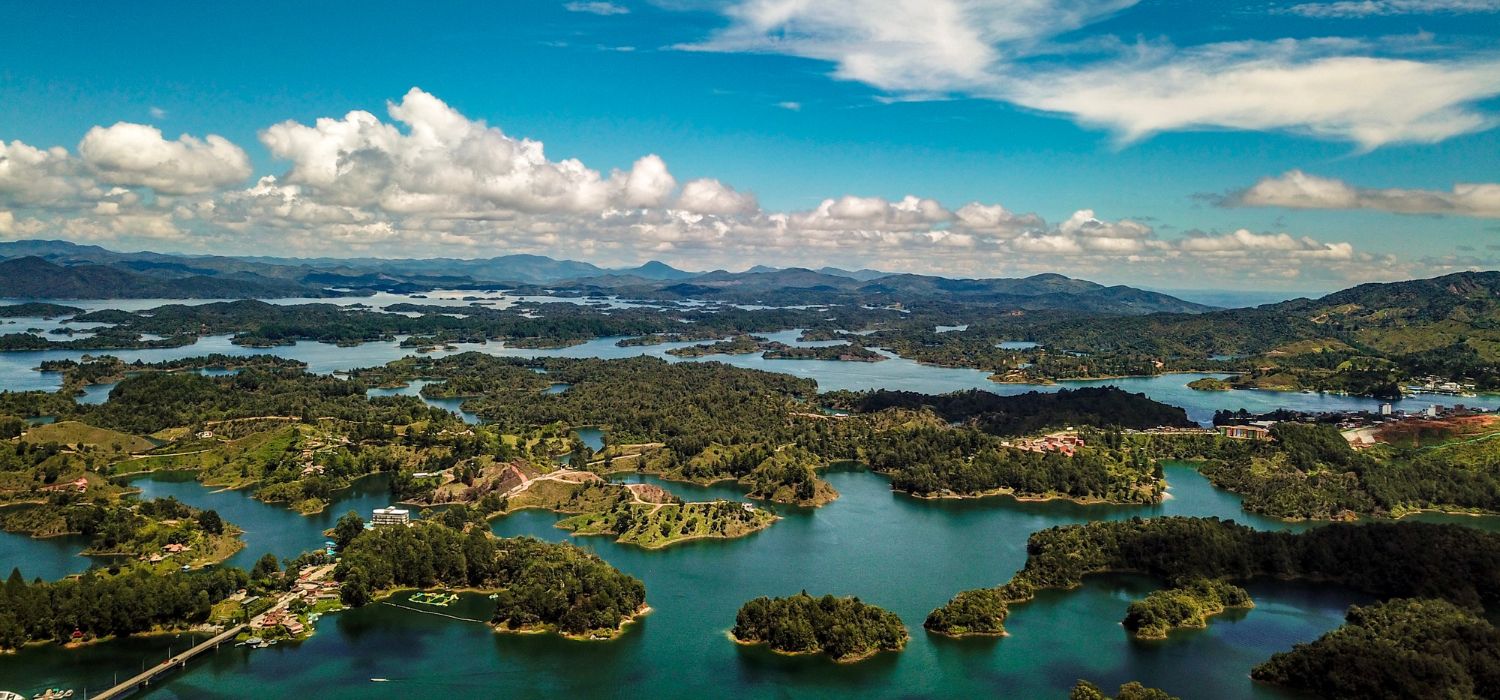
[{"left": 0, "top": 239, "right": 1204, "bottom": 314}]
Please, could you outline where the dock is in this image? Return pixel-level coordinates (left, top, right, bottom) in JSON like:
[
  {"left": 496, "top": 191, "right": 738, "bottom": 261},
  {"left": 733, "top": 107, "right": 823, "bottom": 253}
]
[{"left": 92, "top": 623, "right": 245, "bottom": 700}]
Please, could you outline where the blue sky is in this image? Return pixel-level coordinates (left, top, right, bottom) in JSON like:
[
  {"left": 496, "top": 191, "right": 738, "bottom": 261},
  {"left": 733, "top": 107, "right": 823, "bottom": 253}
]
[{"left": 1, "top": 0, "right": 1498, "bottom": 291}]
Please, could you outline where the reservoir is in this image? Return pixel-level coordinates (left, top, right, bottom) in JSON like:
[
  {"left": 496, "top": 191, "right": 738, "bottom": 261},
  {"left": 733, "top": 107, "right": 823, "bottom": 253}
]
[
  {"left": 3, "top": 463, "right": 1489, "bottom": 698},
  {"left": 3, "top": 308, "right": 1498, "bottom": 697}
]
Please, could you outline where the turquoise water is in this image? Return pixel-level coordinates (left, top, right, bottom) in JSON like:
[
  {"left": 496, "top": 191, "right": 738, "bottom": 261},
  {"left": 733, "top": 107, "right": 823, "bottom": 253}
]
[
  {"left": 0, "top": 464, "right": 1406, "bottom": 699},
  {"left": 365, "top": 379, "right": 481, "bottom": 425},
  {"left": 5, "top": 307, "right": 1500, "bottom": 697}
]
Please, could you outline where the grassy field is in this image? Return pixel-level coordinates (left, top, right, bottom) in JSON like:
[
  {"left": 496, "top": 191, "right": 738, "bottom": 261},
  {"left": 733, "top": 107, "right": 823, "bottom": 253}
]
[
  {"left": 558, "top": 500, "right": 776, "bottom": 549},
  {"left": 22, "top": 420, "right": 154, "bottom": 455}
]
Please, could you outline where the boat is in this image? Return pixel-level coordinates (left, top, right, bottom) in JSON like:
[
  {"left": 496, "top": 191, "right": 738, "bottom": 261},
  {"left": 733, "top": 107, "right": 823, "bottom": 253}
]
[
  {"left": 1, "top": 691, "right": 24, "bottom": 700},
  {"left": 370, "top": 678, "right": 390, "bottom": 683}
]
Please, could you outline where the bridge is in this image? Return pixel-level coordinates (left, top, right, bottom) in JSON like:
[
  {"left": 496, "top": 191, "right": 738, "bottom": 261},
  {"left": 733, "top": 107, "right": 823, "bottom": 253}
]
[{"left": 92, "top": 623, "right": 245, "bottom": 700}]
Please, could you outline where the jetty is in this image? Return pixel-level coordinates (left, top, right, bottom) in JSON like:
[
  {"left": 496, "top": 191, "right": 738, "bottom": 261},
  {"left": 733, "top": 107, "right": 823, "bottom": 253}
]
[{"left": 91, "top": 623, "right": 245, "bottom": 700}]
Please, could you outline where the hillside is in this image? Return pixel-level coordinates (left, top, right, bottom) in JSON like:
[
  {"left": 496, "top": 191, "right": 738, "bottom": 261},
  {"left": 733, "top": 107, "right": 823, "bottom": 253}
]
[{"left": 0, "top": 256, "right": 335, "bottom": 299}]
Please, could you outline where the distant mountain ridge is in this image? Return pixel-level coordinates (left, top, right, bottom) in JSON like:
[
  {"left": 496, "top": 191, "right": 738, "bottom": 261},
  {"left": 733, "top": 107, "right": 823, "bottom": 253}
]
[{"left": 0, "top": 239, "right": 1206, "bottom": 313}]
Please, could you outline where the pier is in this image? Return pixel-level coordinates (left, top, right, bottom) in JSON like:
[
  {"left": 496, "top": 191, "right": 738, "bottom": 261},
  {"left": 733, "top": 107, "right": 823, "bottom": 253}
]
[{"left": 92, "top": 624, "right": 245, "bottom": 700}]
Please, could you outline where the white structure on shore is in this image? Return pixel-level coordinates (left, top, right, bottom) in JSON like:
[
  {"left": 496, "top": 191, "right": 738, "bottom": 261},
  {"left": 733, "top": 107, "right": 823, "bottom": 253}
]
[{"left": 372, "top": 506, "right": 410, "bottom": 526}]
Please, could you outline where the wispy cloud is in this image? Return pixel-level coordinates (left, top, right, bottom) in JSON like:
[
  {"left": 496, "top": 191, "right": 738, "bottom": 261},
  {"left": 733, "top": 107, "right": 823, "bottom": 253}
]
[
  {"left": 775, "top": 101, "right": 801, "bottom": 111},
  {"left": 149, "top": 106, "right": 168, "bottom": 120},
  {"left": 1216, "top": 170, "right": 1500, "bottom": 218},
  {"left": 1284, "top": 1, "right": 1500, "bottom": 19},
  {"left": 676, "top": 0, "right": 1500, "bottom": 149},
  {"left": 564, "top": 1, "right": 628, "bottom": 16}
]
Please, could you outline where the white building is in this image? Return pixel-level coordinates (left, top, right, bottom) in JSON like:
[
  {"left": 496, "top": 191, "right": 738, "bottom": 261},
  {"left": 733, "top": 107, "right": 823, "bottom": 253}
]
[
  {"left": 372, "top": 506, "right": 410, "bottom": 526},
  {"left": 1379, "top": 403, "right": 1393, "bottom": 416}
]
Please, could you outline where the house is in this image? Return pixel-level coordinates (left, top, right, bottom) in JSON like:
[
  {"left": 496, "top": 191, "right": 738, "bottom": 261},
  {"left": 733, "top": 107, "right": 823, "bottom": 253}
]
[
  {"left": 1220, "top": 424, "right": 1272, "bottom": 440},
  {"left": 372, "top": 506, "right": 410, "bottom": 526},
  {"left": 42, "top": 477, "right": 89, "bottom": 493}
]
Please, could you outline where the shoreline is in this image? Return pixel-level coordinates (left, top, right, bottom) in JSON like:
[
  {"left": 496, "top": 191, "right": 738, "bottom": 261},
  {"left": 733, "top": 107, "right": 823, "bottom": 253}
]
[{"left": 726, "top": 629, "right": 904, "bottom": 663}]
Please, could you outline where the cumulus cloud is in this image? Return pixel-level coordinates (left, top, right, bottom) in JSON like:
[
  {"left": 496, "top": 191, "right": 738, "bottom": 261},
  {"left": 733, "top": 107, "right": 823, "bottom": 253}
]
[
  {"left": 79, "top": 123, "right": 251, "bottom": 194},
  {"left": 0, "top": 88, "right": 1458, "bottom": 287},
  {"left": 1220, "top": 170, "right": 1500, "bottom": 218},
  {"left": 1284, "top": 1, "right": 1500, "bottom": 18},
  {"left": 259, "top": 88, "right": 685, "bottom": 217},
  {"left": 675, "top": 178, "right": 757, "bottom": 215},
  {"left": 681, "top": 1, "right": 1500, "bottom": 149},
  {"left": 0, "top": 140, "right": 98, "bottom": 207},
  {"left": 952, "top": 202, "right": 1045, "bottom": 237},
  {"left": 788, "top": 195, "right": 951, "bottom": 232}
]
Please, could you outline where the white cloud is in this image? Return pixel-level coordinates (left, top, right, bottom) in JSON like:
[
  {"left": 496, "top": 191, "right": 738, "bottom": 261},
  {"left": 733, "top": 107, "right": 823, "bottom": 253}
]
[
  {"left": 617, "top": 155, "right": 677, "bottom": 208},
  {"left": 788, "top": 195, "right": 952, "bottom": 232},
  {"left": 1058, "top": 209, "right": 1152, "bottom": 239},
  {"left": 675, "top": 178, "right": 758, "bottom": 215},
  {"left": 1224, "top": 170, "right": 1500, "bottom": 218},
  {"left": 260, "top": 88, "right": 636, "bottom": 215},
  {"left": 149, "top": 106, "right": 168, "bottom": 120},
  {"left": 681, "top": 1, "right": 1500, "bottom": 149},
  {"left": 564, "top": 1, "right": 628, "bottom": 15},
  {"left": 0, "top": 88, "right": 1456, "bottom": 288},
  {"left": 776, "top": 101, "right": 802, "bottom": 111},
  {"left": 1005, "top": 47, "right": 1500, "bottom": 149},
  {"left": 686, "top": 0, "right": 1134, "bottom": 94},
  {"left": 952, "top": 202, "right": 1044, "bottom": 237},
  {"left": 0, "top": 140, "right": 98, "bottom": 207},
  {"left": 79, "top": 123, "right": 251, "bottom": 194},
  {"left": 1285, "top": 1, "right": 1500, "bottom": 18}
]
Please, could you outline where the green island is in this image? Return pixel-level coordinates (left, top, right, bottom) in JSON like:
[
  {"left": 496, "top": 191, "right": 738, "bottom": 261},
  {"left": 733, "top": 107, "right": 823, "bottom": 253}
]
[
  {"left": 0, "top": 566, "right": 250, "bottom": 649},
  {"left": 483, "top": 474, "right": 780, "bottom": 549},
  {"left": 665, "top": 334, "right": 886, "bottom": 362},
  {"left": 557, "top": 499, "right": 776, "bottom": 549},
  {"left": 1070, "top": 680, "right": 1179, "bottom": 700},
  {"left": 334, "top": 518, "right": 648, "bottom": 640},
  {"left": 925, "top": 517, "right": 1500, "bottom": 637},
  {"left": 1186, "top": 377, "right": 1232, "bottom": 391},
  {"left": 1121, "top": 579, "right": 1253, "bottom": 639},
  {"left": 731, "top": 592, "right": 909, "bottom": 662},
  {"left": 1250, "top": 598, "right": 1500, "bottom": 699}
]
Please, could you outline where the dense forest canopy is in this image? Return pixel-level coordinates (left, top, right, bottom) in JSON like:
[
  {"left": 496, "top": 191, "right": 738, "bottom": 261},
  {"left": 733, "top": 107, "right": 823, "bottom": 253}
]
[
  {"left": 334, "top": 521, "right": 647, "bottom": 637},
  {"left": 732, "top": 592, "right": 908, "bottom": 661}
]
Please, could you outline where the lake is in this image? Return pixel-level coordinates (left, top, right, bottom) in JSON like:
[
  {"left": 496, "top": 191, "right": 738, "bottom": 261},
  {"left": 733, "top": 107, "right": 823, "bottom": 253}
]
[
  {"left": 4, "top": 309, "right": 1500, "bottom": 698},
  {"left": 6, "top": 462, "right": 1494, "bottom": 698}
]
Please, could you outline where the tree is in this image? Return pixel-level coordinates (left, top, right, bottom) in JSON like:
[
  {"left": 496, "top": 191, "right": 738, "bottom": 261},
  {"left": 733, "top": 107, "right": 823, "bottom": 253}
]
[
  {"left": 196, "top": 509, "right": 224, "bottom": 535},
  {"left": 251, "top": 553, "right": 281, "bottom": 585},
  {"left": 332, "top": 511, "right": 365, "bottom": 550}
]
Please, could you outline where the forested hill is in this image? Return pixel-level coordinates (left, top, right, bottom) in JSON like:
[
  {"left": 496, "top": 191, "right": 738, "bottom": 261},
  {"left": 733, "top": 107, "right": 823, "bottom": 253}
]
[
  {"left": 0, "top": 240, "right": 1207, "bottom": 313},
  {"left": 0, "top": 256, "right": 338, "bottom": 299},
  {"left": 1266, "top": 270, "right": 1500, "bottom": 359},
  {"left": 979, "top": 271, "right": 1500, "bottom": 369},
  {"left": 572, "top": 268, "right": 1213, "bottom": 314},
  {"left": 827, "top": 387, "right": 1194, "bottom": 435}
]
